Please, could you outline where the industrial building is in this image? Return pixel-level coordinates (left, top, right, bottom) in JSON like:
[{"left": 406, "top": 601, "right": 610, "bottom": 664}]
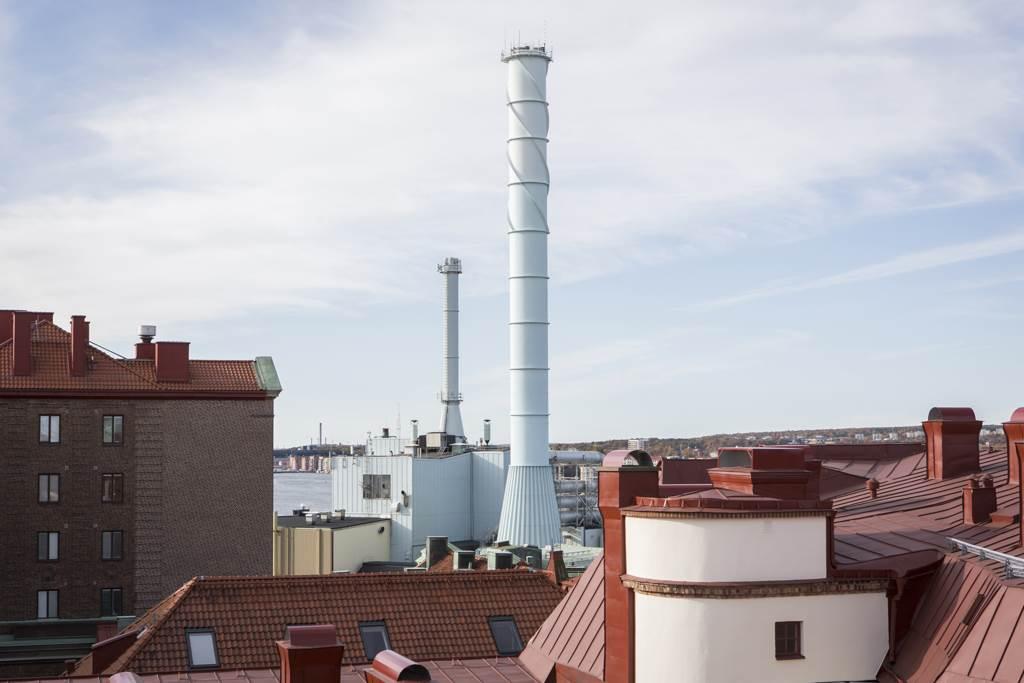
[
  {"left": 0, "top": 310, "right": 281, "bottom": 677},
  {"left": 331, "top": 444, "right": 602, "bottom": 562}
]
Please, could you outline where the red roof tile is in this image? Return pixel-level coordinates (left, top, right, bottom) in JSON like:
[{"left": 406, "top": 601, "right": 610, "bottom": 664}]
[
  {"left": 86, "top": 572, "right": 562, "bottom": 675},
  {"left": 0, "top": 320, "right": 270, "bottom": 397},
  {"left": 18, "top": 658, "right": 537, "bottom": 683}
]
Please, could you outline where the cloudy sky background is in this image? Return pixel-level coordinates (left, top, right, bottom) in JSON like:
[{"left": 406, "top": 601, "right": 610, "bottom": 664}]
[{"left": 2, "top": 1, "right": 1023, "bottom": 447}]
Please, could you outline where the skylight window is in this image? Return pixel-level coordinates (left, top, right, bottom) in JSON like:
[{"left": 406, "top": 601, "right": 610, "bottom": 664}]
[
  {"left": 358, "top": 621, "right": 391, "bottom": 660},
  {"left": 488, "top": 616, "right": 524, "bottom": 656},
  {"left": 186, "top": 629, "right": 219, "bottom": 668}
]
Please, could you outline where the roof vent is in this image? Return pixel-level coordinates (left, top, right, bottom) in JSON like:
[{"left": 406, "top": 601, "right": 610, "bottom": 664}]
[
  {"left": 490, "top": 551, "right": 514, "bottom": 570},
  {"left": 425, "top": 536, "right": 449, "bottom": 569},
  {"left": 454, "top": 550, "right": 475, "bottom": 570},
  {"left": 963, "top": 475, "right": 997, "bottom": 525},
  {"left": 365, "top": 650, "right": 432, "bottom": 683}
]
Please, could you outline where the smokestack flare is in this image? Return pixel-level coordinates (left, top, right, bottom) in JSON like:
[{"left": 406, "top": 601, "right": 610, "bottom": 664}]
[
  {"left": 439, "top": 257, "right": 465, "bottom": 439},
  {"left": 496, "top": 44, "right": 561, "bottom": 547}
]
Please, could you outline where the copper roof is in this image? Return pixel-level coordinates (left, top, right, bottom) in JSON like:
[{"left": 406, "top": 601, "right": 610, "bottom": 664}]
[
  {"left": 832, "top": 449, "right": 1020, "bottom": 567},
  {"left": 83, "top": 571, "right": 563, "bottom": 675},
  {"left": 0, "top": 320, "right": 270, "bottom": 397},
  {"left": 519, "top": 553, "right": 605, "bottom": 682}
]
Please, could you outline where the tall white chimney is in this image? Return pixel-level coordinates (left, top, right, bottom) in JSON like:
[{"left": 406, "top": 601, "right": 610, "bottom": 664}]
[
  {"left": 438, "top": 257, "right": 465, "bottom": 440},
  {"left": 495, "top": 44, "right": 561, "bottom": 547}
]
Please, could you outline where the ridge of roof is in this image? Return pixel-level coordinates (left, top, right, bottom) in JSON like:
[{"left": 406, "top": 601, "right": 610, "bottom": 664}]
[
  {"left": 0, "top": 318, "right": 270, "bottom": 396},
  {"left": 103, "top": 578, "right": 199, "bottom": 674}
]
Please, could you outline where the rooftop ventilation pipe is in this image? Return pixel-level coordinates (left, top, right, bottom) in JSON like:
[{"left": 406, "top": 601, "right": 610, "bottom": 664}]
[
  {"left": 365, "top": 651, "right": 432, "bottom": 683},
  {"left": 135, "top": 325, "right": 157, "bottom": 360}
]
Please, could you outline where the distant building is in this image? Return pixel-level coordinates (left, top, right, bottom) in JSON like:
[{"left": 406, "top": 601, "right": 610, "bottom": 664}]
[
  {"left": 0, "top": 310, "right": 281, "bottom": 676},
  {"left": 272, "top": 512, "right": 390, "bottom": 575}
]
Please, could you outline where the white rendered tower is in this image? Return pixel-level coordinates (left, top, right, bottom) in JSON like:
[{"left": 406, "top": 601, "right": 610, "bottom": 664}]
[
  {"left": 438, "top": 257, "right": 465, "bottom": 440},
  {"left": 495, "top": 45, "right": 561, "bottom": 547}
]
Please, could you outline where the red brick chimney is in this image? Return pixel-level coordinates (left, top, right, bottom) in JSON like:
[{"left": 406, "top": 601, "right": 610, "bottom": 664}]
[
  {"left": 155, "top": 341, "right": 190, "bottom": 382},
  {"left": 70, "top": 315, "right": 90, "bottom": 377},
  {"left": 0, "top": 310, "right": 14, "bottom": 345},
  {"left": 963, "top": 475, "right": 997, "bottom": 525},
  {"left": 12, "top": 311, "right": 33, "bottom": 376},
  {"left": 1003, "top": 408, "right": 1024, "bottom": 485},
  {"left": 923, "top": 407, "right": 982, "bottom": 480},
  {"left": 276, "top": 625, "right": 344, "bottom": 683},
  {"left": 598, "top": 450, "right": 659, "bottom": 683},
  {"left": 364, "top": 651, "right": 433, "bottom": 682}
]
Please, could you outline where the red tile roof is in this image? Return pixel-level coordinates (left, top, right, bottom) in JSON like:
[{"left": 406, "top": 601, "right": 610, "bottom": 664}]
[
  {"left": 19, "top": 658, "right": 537, "bottom": 683},
  {"left": 82, "top": 571, "right": 563, "bottom": 675},
  {"left": 0, "top": 320, "right": 270, "bottom": 397}
]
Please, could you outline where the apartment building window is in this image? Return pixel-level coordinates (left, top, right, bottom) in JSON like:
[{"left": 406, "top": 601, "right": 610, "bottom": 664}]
[
  {"left": 101, "top": 473, "right": 124, "bottom": 503},
  {"left": 103, "top": 415, "right": 124, "bottom": 445},
  {"left": 488, "top": 616, "right": 524, "bottom": 656},
  {"left": 37, "top": 590, "right": 58, "bottom": 619},
  {"left": 38, "top": 474, "right": 60, "bottom": 503},
  {"left": 37, "top": 531, "right": 59, "bottom": 561},
  {"left": 358, "top": 621, "right": 391, "bottom": 660},
  {"left": 100, "top": 588, "right": 123, "bottom": 617},
  {"left": 38, "top": 415, "right": 60, "bottom": 444},
  {"left": 101, "top": 530, "right": 123, "bottom": 560},
  {"left": 775, "top": 621, "right": 803, "bottom": 660},
  {"left": 185, "top": 629, "right": 219, "bottom": 669}
]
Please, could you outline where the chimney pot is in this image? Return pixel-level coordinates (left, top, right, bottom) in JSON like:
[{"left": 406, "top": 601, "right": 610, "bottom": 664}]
[
  {"left": 1003, "top": 408, "right": 1024, "bottom": 484},
  {"left": 963, "top": 475, "right": 997, "bottom": 525},
  {"left": 12, "top": 311, "right": 33, "bottom": 376},
  {"left": 70, "top": 315, "right": 90, "bottom": 377},
  {"left": 276, "top": 625, "right": 344, "bottom": 683},
  {"left": 923, "top": 407, "right": 982, "bottom": 480},
  {"left": 154, "top": 341, "right": 190, "bottom": 382}
]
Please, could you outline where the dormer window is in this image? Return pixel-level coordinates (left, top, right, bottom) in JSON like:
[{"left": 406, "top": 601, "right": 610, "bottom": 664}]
[
  {"left": 488, "top": 616, "right": 524, "bottom": 656},
  {"left": 186, "top": 629, "right": 219, "bottom": 669},
  {"left": 358, "top": 621, "right": 391, "bottom": 660}
]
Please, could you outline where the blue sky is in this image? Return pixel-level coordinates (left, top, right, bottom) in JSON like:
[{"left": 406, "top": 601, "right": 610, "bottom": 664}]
[{"left": 2, "top": 1, "right": 1023, "bottom": 447}]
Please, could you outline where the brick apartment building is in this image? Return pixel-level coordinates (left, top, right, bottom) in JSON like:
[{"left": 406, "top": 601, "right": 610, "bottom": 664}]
[{"left": 0, "top": 310, "right": 281, "bottom": 675}]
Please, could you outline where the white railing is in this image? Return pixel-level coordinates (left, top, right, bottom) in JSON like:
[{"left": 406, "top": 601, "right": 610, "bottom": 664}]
[{"left": 949, "top": 537, "right": 1024, "bottom": 579}]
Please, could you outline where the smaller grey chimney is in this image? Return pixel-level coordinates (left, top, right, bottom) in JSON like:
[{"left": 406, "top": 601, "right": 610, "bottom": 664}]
[
  {"left": 490, "top": 551, "right": 514, "bottom": 570},
  {"left": 426, "top": 536, "right": 448, "bottom": 568}
]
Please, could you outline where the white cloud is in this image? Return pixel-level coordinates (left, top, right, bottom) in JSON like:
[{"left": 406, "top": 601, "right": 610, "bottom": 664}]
[
  {"left": 1, "top": 1, "right": 1022, "bottom": 331},
  {"left": 690, "top": 229, "right": 1024, "bottom": 311}
]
